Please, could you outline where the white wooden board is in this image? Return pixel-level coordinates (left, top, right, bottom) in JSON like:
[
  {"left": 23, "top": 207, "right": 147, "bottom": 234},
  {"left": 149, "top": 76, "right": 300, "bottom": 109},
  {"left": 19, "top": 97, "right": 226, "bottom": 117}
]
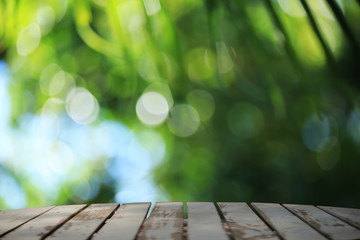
[
  {"left": 187, "top": 202, "right": 228, "bottom": 240},
  {"left": 137, "top": 202, "right": 183, "bottom": 240},
  {"left": 0, "top": 206, "right": 53, "bottom": 236},
  {"left": 318, "top": 206, "right": 360, "bottom": 230},
  {"left": 1, "top": 204, "right": 86, "bottom": 240},
  {"left": 93, "top": 202, "right": 150, "bottom": 240},
  {"left": 218, "top": 202, "right": 279, "bottom": 240},
  {"left": 285, "top": 204, "right": 360, "bottom": 240},
  {"left": 48, "top": 203, "right": 118, "bottom": 240},
  {"left": 251, "top": 203, "right": 327, "bottom": 240}
]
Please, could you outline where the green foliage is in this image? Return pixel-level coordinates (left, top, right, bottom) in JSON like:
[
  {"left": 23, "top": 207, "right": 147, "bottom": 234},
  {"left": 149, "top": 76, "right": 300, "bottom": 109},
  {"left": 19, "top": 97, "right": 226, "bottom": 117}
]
[{"left": 0, "top": 0, "right": 360, "bottom": 209}]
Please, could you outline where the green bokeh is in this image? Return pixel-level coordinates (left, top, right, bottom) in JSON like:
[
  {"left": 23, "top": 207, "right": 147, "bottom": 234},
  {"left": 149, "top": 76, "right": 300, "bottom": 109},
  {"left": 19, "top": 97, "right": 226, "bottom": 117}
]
[{"left": 0, "top": 0, "right": 360, "bottom": 209}]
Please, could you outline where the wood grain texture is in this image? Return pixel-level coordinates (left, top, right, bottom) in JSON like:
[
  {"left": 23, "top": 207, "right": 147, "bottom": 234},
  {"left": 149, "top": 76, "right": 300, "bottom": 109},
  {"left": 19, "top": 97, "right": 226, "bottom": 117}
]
[
  {"left": 218, "top": 202, "right": 279, "bottom": 240},
  {"left": 1, "top": 204, "right": 86, "bottom": 240},
  {"left": 92, "top": 202, "right": 150, "bottom": 240},
  {"left": 137, "top": 202, "right": 183, "bottom": 240},
  {"left": 285, "top": 204, "right": 360, "bottom": 240},
  {"left": 318, "top": 206, "right": 360, "bottom": 230},
  {"left": 1, "top": 202, "right": 360, "bottom": 239},
  {"left": 0, "top": 206, "right": 53, "bottom": 237},
  {"left": 48, "top": 203, "right": 118, "bottom": 240},
  {"left": 251, "top": 203, "right": 327, "bottom": 240},
  {"left": 187, "top": 202, "right": 228, "bottom": 240}
]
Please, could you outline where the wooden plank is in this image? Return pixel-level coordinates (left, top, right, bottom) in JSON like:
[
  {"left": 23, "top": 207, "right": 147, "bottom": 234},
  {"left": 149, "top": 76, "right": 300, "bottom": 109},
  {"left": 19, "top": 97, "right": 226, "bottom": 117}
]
[
  {"left": 318, "top": 206, "right": 360, "bottom": 230},
  {"left": 251, "top": 203, "right": 327, "bottom": 240},
  {"left": 48, "top": 203, "right": 118, "bottom": 240},
  {"left": 0, "top": 206, "right": 53, "bottom": 236},
  {"left": 92, "top": 202, "right": 150, "bottom": 240},
  {"left": 285, "top": 204, "right": 360, "bottom": 240},
  {"left": 187, "top": 202, "right": 228, "bottom": 240},
  {"left": 137, "top": 202, "right": 183, "bottom": 240},
  {"left": 218, "top": 202, "right": 279, "bottom": 240},
  {"left": 1, "top": 204, "right": 86, "bottom": 240}
]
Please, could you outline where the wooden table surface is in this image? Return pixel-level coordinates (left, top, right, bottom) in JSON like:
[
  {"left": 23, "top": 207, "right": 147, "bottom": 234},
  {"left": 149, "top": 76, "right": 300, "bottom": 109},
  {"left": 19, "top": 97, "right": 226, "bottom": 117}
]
[{"left": 1, "top": 202, "right": 360, "bottom": 240}]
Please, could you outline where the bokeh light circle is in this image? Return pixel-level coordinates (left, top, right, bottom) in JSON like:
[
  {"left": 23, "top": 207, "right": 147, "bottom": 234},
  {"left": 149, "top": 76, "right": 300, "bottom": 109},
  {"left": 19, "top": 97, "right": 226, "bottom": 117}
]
[
  {"left": 167, "top": 104, "right": 200, "bottom": 137},
  {"left": 136, "top": 91, "right": 169, "bottom": 126},
  {"left": 37, "top": 6, "right": 56, "bottom": 35},
  {"left": 186, "top": 89, "right": 215, "bottom": 122},
  {"left": 302, "top": 114, "right": 337, "bottom": 152},
  {"left": 16, "top": 23, "right": 41, "bottom": 56},
  {"left": 66, "top": 88, "right": 99, "bottom": 124}
]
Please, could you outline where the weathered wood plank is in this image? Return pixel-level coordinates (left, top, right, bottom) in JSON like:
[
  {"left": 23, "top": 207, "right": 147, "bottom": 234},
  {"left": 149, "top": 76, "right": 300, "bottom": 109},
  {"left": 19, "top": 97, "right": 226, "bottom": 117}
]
[
  {"left": 285, "top": 204, "right": 360, "bottom": 240},
  {"left": 218, "top": 202, "right": 279, "bottom": 240},
  {"left": 251, "top": 203, "right": 327, "bottom": 240},
  {"left": 1, "top": 204, "right": 86, "bottom": 240},
  {"left": 92, "top": 202, "right": 150, "bottom": 240},
  {"left": 318, "top": 206, "right": 360, "bottom": 230},
  {"left": 48, "top": 203, "right": 118, "bottom": 240},
  {"left": 0, "top": 206, "right": 53, "bottom": 236},
  {"left": 187, "top": 202, "right": 228, "bottom": 240},
  {"left": 137, "top": 202, "right": 183, "bottom": 240}
]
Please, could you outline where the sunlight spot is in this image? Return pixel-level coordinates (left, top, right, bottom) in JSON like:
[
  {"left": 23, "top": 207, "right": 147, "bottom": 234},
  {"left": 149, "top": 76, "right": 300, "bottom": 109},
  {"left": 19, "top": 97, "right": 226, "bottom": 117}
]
[
  {"left": 143, "top": 0, "right": 161, "bottom": 16},
  {"left": 0, "top": 62, "right": 165, "bottom": 207},
  {"left": 145, "top": 83, "right": 174, "bottom": 109},
  {"left": 66, "top": 88, "right": 99, "bottom": 124},
  {"left": 41, "top": 97, "right": 64, "bottom": 115},
  {"left": 136, "top": 92, "right": 169, "bottom": 126},
  {"left": 296, "top": 24, "right": 326, "bottom": 66},
  {"left": 47, "top": 142, "right": 74, "bottom": 175},
  {"left": 316, "top": 17, "right": 342, "bottom": 55},
  {"left": 167, "top": 104, "right": 200, "bottom": 137},
  {"left": 33, "top": 152, "right": 61, "bottom": 191},
  {"left": 9, "top": 56, "right": 27, "bottom": 73},
  {"left": 59, "top": 73, "right": 76, "bottom": 100},
  {"left": 95, "top": 121, "right": 133, "bottom": 158},
  {"left": 53, "top": 0, "right": 68, "bottom": 21},
  {"left": 137, "top": 130, "right": 165, "bottom": 165},
  {"left": 37, "top": 112, "right": 61, "bottom": 141},
  {"left": 115, "top": 180, "right": 159, "bottom": 203},
  {"left": 0, "top": 134, "right": 14, "bottom": 161},
  {"left": 16, "top": 23, "right": 41, "bottom": 56},
  {"left": 37, "top": 6, "right": 55, "bottom": 35}
]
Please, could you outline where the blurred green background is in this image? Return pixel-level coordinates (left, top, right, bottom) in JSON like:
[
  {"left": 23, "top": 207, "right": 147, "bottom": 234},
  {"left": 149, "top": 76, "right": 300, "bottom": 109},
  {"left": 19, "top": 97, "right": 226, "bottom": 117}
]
[{"left": 0, "top": 0, "right": 359, "bottom": 210}]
